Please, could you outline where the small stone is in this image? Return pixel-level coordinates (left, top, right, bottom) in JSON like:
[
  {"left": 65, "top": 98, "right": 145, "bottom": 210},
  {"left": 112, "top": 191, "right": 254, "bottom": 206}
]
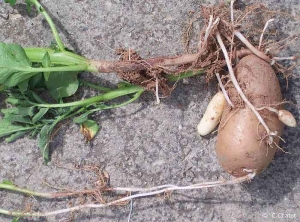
[
  {"left": 74, "top": 177, "right": 82, "bottom": 184},
  {"left": 185, "top": 170, "right": 195, "bottom": 182},
  {"left": 180, "top": 138, "right": 188, "bottom": 146}
]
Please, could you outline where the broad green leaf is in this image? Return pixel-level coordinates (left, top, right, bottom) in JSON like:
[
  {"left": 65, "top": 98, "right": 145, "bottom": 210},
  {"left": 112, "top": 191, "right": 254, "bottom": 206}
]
[
  {"left": 20, "top": 106, "right": 35, "bottom": 117},
  {"left": 6, "top": 92, "right": 25, "bottom": 99},
  {"left": 5, "top": 98, "right": 30, "bottom": 106},
  {"left": 5, "top": 98, "right": 22, "bottom": 105},
  {"left": 0, "top": 85, "right": 6, "bottom": 91},
  {"left": 1, "top": 107, "right": 35, "bottom": 117},
  {"left": 0, "top": 120, "right": 32, "bottom": 137},
  {"left": 80, "top": 120, "right": 100, "bottom": 141},
  {"left": 21, "top": 106, "right": 36, "bottom": 117},
  {"left": 42, "top": 52, "right": 51, "bottom": 81},
  {"left": 0, "top": 108, "right": 17, "bottom": 115},
  {"left": 0, "top": 43, "right": 38, "bottom": 87},
  {"left": 18, "top": 80, "right": 29, "bottom": 94},
  {"left": 32, "top": 108, "right": 49, "bottom": 123},
  {"left": 27, "top": 91, "right": 46, "bottom": 104},
  {"left": 4, "top": 113, "right": 31, "bottom": 124},
  {"left": 4, "top": 0, "right": 16, "bottom": 7},
  {"left": 45, "top": 71, "right": 79, "bottom": 100},
  {"left": 29, "top": 73, "right": 44, "bottom": 89},
  {"left": 1, "top": 180, "right": 14, "bottom": 185},
  {"left": 38, "top": 124, "right": 55, "bottom": 161},
  {"left": 5, "top": 130, "right": 30, "bottom": 143}
]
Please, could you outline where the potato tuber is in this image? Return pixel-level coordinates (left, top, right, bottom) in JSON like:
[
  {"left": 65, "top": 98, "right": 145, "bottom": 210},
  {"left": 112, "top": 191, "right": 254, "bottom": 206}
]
[{"left": 216, "top": 55, "right": 284, "bottom": 177}]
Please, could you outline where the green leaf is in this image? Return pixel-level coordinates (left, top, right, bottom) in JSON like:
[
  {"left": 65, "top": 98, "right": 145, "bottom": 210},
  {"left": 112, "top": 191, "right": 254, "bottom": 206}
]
[
  {"left": 1, "top": 179, "right": 14, "bottom": 185},
  {"left": 38, "top": 124, "right": 55, "bottom": 161},
  {"left": 18, "top": 80, "right": 29, "bottom": 94},
  {"left": 29, "top": 73, "right": 44, "bottom": 89},
  {"left": 4, "top": 113, "right": 32, "bottom": 124},
  {"left": 1, "top": 106, "right": 35, "bottom": 117},
  {"left": 0, "top": 120, "right": 33, "bottom": 137},
  {"left": 27, "top": 91, "right": 46, "bottom": 104},
  {"left": 42, "top": 52, "right": 51, "bottom": 81},
  {"left": 42, "top": 52, "right": 51, "bottom": 67},
  {"left": 1, "top": 108, "right": 17, "bottom": 115},
  {"left": 45, "top": 71, "right": 79, "bottom": 100},
  {"left": 13, "top": 116, "right": 31, "bottom": 124},
  {"left": 73, "top": 111, "right": 92, "bottom": 124},
  {"left": 32, "top": 108, "right": 49, "bottom": 123},
  {"left": 5, "top": 98, "right": 30, "bottom": 106},
  {"left": 4, "top": 0, "right": 16, "bottom": 7},
  {"left": 80, "top": 120, "right": 100, "bottom": 141},
  {"left": 12, "top": 217, "right": 20, "bottom": 222},
  {"left": 0, "top": 85, "right": 7, "bottom": 91},
  {"left": 25, "top": 0, "right": 34, "bottom": 13},
  {"left": 21, "top": 106, "right": 36, "bottom": 117},
  {"left": 117, "top": 82, "right": 133, "bottom": 88},
  {"left": 30, "top": 128, "right": 39, "bottom": 138},
  {"left": 5, "top": 130, "right": 30, "bottom": 143},
  {"left": 0, "top": 43, "right": 38, "bottom": 87},
  {"left": 79, "top": 79, "right": 111, "bottom": 92}
]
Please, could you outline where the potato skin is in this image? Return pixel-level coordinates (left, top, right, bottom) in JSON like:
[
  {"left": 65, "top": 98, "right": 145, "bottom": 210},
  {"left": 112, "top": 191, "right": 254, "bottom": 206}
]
[{"left": 216, "top": 55, "right": 284, "bottom": 177}]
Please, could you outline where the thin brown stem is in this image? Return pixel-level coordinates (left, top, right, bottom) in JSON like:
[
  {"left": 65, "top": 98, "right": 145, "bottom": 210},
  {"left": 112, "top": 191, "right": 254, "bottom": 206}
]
[{"left": 88, "top": 54, "right": 199, "bottom": 73}]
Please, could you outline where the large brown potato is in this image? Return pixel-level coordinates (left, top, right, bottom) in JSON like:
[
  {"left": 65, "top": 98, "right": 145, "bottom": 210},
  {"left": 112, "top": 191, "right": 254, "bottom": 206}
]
[{"left": 216, "top": 55, "right": 284, "bottom": 177}]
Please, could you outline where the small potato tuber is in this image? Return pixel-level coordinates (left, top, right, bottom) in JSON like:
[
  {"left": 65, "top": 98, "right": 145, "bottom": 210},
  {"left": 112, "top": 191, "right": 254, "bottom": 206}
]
[
  {"left": 197, "top": 91, "right": 226, "bottom": 136},
  {"left": 216, "top": 55, "right": 284, "bottom": 177}
]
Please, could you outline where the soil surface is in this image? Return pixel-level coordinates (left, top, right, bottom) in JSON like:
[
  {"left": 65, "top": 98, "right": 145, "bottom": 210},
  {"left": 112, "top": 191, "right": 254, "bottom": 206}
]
[{"left": 0, "top": 0, "right": 299, "bottom": 221}]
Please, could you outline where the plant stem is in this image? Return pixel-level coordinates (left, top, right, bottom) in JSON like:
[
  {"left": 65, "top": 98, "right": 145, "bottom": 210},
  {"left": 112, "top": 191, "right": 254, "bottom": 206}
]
[
  {"left": 30, "top": 0, "right": 65, "bottom": 51},
  {"left": 54, "top": 106, "right": 80, "bottom": 123},
  {"left": 79, "top": 79, "right": 112, "bottom": 93},
  {"left": 0, "top": 183, "right": 51, "bottom": 198},
  {"left": 102, "top": 90, "right": 144, "bottom": 110},
  {"left": 30, "top": 85, "right": 144, "bottom": 108},
  {"left": 87, "top": 53, "right": 199, "bottom": 73},
  {"left": 0, "top": 172, "right": 256, "bottom": 218},
  {"left": 24, "top": 48, "right": 205, "bottom": 77},
  {"left": 65, "top": 89, "right": 144, "bottom": 119},
  {"left": 166, "top": 70, "right": 205, "bottom": 82},
  {"left": 63, "top": 90, "right": 144, "bottom": 120},
  {"left": 0, "top": 209, "right": 42, "bottom": 217},
  {"left": 25, "top": 64, "right": 88, "bottom": 73},
  {"left": 63, "top": 106, "right": 87, "bottom": 120},
  {"left": 25, "top": 48, "right": 88, "bottom": 66}
]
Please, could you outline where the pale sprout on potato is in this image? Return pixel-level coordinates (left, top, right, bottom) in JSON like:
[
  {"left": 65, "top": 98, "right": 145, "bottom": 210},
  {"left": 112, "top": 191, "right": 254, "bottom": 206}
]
[
  {"left": 256, "top": 106, "right": 297, "bottom": 128},
  {"left": 278, "top": 110, "right": 297, "bottom": 127}
]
